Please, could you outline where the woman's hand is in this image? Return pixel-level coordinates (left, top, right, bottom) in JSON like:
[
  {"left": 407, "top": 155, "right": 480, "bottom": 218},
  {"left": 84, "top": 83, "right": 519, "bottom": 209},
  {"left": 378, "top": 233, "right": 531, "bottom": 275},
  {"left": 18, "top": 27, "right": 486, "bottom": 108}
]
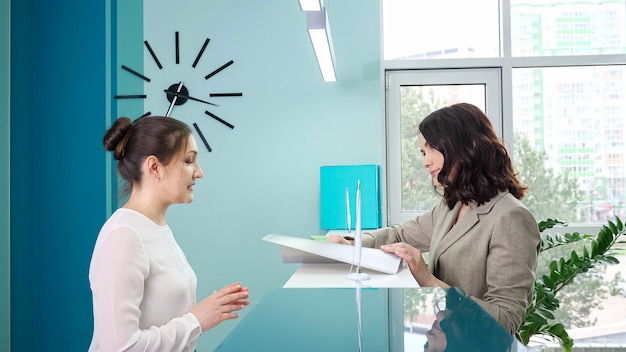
[
  {"left": 380, "top": 243, "right": 446, "bottom": 288},
  {"left": 191, "top": 282, "right": 250, "bottom": 332},
  {"left": 326, "top": 234, "right": 353, "bottom": 245}
]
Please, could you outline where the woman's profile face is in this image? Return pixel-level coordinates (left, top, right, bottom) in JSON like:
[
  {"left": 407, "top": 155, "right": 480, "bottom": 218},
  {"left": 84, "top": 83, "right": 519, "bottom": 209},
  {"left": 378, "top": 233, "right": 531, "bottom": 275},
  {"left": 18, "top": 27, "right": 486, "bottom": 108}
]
[
  {"left": 418, "top": 133, "right": 445, "bottom": 187},
  {"left": 159, "top": 134, "right": 204, "bottom": 205}
]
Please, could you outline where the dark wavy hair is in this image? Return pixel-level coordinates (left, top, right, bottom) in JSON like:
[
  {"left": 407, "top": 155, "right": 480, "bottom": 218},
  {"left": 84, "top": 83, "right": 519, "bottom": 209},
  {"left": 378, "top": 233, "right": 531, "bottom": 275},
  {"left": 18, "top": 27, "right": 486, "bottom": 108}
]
[
  {"left": 418, "top": 103, "right": 527, "bottom": 209},
  {"left": 102, "top": 116, "right": 191, "bottom": 198}
]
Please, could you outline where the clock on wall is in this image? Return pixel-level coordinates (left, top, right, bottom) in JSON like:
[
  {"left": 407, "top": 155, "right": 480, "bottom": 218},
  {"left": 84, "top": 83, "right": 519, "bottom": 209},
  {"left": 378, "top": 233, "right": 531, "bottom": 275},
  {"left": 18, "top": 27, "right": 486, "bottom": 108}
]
[{"left": 114, "top": 31, "right": 242, "bottom": 152}]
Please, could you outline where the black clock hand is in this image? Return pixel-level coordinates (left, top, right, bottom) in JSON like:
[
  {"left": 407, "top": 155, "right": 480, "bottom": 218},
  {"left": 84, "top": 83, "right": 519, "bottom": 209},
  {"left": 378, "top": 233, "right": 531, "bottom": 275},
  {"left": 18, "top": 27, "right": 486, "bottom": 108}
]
[
  {"left": 163, "top": 89, "right": 219, "bottom": 107},
  {"left": 166, "top": 81, "right": 184, "bottom": 117}
]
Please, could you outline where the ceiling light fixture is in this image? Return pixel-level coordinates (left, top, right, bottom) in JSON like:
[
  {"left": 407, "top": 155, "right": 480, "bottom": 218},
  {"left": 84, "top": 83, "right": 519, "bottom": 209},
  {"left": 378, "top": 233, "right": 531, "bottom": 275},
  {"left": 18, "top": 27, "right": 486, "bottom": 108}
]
[
  {"left": 298, "top": 0, "right": 322, "bottom": 12},
  {"left": 305, "top": 6, "right": 336, "bottom": 82}
]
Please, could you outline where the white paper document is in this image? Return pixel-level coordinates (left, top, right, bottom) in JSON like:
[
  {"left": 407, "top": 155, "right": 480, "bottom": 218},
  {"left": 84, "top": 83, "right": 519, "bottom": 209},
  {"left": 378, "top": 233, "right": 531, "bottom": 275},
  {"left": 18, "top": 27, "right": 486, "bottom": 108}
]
[{"left": 263, "top": 233, "right": 402, "bottom": 275}]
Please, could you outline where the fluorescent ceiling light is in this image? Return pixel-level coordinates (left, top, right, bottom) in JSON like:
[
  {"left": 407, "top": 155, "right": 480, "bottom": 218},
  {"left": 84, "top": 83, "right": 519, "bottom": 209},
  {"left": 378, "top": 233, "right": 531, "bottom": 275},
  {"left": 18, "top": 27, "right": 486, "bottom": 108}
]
[
  {"left": 299, "top": 0, "right": 322, "bottom": 11},
  {"left": 306, "top": 7, "right": 336, "bottom": 82}
]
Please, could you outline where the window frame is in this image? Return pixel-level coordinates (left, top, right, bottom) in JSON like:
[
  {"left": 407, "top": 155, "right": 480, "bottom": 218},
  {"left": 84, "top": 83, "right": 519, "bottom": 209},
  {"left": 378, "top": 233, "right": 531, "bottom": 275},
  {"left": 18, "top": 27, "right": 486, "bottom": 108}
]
[
  {"left": 382, "top": 0, "right": 626, "bottom": 232},
  {"left": 385, "top": 68, "right": 503, "bottom": 225}
]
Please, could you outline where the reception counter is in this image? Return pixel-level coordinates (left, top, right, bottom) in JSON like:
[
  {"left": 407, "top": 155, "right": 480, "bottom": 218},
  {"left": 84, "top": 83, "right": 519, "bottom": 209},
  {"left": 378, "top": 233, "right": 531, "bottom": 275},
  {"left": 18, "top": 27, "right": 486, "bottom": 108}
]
[{"left": 215, "top": 287, "right": 392, "bottom": 352}]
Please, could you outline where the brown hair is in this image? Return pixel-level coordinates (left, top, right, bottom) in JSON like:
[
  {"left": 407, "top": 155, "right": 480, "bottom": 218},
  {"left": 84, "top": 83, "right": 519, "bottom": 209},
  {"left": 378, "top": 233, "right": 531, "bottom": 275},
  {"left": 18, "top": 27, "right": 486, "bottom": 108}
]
[
  {"left": 418, "top": 103, "right": 527, "bottom": 209},
  {"left": 103, "top": 116, "right": 191, "bottom": 197}
]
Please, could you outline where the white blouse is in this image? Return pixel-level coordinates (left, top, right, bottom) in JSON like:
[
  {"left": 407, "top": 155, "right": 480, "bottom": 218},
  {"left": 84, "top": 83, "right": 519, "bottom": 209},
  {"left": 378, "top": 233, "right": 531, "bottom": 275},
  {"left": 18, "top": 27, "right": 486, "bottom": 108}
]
[{"left": 89, "top": 208, "right": 202, "bottom": 352}]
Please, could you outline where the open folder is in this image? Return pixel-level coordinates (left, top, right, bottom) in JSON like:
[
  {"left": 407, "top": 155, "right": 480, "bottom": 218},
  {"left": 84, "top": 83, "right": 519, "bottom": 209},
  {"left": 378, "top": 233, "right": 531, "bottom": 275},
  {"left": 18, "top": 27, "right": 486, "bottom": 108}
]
[{"left": 262, "top": 234, "right": 402, "bottom": 275}]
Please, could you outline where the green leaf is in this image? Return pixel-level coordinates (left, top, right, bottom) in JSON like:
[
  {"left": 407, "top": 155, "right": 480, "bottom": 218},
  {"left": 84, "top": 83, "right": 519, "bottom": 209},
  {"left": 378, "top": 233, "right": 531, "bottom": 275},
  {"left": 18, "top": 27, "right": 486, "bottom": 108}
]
[
  {"left": 522, "top": 216, "right": 623, "bottom": 351},
  {"left": 541, "top": 275, "right": 554, "bottom": 288},
  {"left": 549, "top": 323, "right": 564, "bottom": 335},
  {"left": 591, "top": 240, "right": 599, "bottom": 257},
  {"left": 526, "top": 314, "right": 548, "bottom": 325},
  {"left": 608, "top": 220, "right": 618, "bottom": 234},
  {"left": 538, "top": 218, "right": 566, "bottom": 232},
  {"left": 547, "top": 323, "right": 574, "bottom": 351},
  {"left": 537, "top": 307, "right": 555, "bottom": 320},
  {"left": 549, "top": 261, "right": 557, "bottom": 272}
]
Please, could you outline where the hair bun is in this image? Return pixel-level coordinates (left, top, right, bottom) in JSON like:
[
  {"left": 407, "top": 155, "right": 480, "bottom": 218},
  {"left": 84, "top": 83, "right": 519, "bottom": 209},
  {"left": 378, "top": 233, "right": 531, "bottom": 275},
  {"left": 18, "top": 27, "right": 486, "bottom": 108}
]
[{"left": 103, "top": 117, "right": 134, "bottom": 160}]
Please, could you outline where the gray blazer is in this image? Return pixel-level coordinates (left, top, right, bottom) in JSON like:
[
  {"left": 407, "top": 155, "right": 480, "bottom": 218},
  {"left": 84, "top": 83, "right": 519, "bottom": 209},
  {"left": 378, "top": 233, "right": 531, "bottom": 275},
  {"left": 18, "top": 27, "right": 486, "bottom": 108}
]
[{"left": 362, "top": 192, "right": 541, "bottom": 334}]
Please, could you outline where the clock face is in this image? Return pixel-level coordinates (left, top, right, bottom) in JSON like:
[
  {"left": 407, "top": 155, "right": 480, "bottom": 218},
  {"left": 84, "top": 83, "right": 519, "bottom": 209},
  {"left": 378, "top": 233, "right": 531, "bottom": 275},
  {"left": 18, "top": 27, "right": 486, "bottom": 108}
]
[{"left": 114, "top": 31, "right": 243, "bottom": 152}]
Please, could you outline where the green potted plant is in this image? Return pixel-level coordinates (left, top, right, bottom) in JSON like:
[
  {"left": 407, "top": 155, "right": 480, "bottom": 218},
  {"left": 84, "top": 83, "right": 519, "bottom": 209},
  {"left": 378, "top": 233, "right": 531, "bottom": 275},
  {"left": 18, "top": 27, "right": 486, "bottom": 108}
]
[{"left": 519, "top": 216, "right": 625, "bottom": 351}]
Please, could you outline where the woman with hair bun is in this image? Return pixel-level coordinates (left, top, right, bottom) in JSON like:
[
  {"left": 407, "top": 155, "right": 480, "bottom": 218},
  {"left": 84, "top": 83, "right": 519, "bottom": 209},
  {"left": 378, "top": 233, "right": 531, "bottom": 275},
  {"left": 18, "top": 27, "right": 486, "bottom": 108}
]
[
  {"left": 89, "top": 116, "right": 249, "bottom": 352},
  {"left": 329, "top": 103, "right": 540, "bottom": 335}
]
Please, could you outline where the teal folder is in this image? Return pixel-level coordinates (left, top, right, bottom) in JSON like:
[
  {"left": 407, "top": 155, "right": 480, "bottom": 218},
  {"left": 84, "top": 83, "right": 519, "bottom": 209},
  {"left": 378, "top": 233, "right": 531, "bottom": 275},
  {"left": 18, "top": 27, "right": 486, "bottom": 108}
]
[{"left": 320, "top": 164, "right": 381, "bottom": 230}]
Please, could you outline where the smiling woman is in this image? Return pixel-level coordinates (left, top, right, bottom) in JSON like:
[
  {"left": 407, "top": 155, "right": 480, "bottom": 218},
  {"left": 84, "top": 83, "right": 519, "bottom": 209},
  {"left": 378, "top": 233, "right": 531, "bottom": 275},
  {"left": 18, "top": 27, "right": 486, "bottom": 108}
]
[
  {"left": 88, "top": 116, "right": 250, "bottom": 351},
  {"left": 329, "top": 103, "right": 542, "bottom": 336}
]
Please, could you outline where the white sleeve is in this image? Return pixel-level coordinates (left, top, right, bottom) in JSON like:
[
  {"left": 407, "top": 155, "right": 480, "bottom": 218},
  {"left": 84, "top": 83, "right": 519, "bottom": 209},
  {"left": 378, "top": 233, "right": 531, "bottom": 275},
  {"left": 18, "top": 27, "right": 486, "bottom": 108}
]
[{"left": 89, "top": 226, "right": 202, "bottom": 352}]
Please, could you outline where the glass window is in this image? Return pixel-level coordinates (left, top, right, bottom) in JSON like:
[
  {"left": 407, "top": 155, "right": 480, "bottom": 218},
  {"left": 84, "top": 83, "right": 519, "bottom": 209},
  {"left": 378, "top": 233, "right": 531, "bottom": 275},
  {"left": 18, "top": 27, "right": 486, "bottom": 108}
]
[
  {"left": 513, "top": 65, "right": 626, "bottom": 223},
  {"left": 386, "top": 69, "right": 501, "bottom": 225},
  {"left": 383, "top": 0, "right": 626, "bottom": 350},
  {"left": 382, "top": 0, "right": 501, "bottom": 60},
  {"left": 511, "top": 0, "right": 626, "bottom": 57}
]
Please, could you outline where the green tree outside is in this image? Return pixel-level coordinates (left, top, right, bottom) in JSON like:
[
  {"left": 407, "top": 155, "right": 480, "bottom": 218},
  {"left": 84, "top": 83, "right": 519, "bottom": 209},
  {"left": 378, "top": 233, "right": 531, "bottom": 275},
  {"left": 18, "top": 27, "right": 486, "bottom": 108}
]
[
  {"left": 400, "top": 87, "right": 445, "bottom": 212},
  {"left": 513, "top": 133, "right": 582, "bottom": 222}
]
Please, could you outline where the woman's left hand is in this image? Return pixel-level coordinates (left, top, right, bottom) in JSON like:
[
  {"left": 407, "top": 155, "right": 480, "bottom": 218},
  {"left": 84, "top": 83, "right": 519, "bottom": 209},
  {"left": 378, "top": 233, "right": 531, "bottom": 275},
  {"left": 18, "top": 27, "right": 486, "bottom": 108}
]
[{"left": 380, "top": 243, "right": 440, "bottom": 287}]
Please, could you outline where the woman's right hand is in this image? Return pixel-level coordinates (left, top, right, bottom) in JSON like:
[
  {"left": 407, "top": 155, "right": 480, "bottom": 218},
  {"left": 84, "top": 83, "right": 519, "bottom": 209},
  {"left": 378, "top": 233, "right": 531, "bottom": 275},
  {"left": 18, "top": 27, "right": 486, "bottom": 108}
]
[
  {"left": 326, "top": 234, "right": 353, "bottom": 245},
  {"left": 191, "top": 282, "right": 250, "bottom": 332}
]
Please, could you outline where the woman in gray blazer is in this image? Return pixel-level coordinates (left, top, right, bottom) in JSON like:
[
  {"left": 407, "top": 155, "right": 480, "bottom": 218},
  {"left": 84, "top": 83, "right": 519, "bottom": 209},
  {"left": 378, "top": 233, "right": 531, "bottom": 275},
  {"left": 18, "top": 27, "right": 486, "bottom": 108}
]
[{"left": 330, "top": 103, "right": 541, "bottom": 335}]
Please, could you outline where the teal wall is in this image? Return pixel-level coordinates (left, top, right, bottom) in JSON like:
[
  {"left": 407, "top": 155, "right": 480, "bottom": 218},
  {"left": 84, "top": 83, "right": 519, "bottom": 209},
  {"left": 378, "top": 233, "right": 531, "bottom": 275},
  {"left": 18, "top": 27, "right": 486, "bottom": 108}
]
[
  {"left": 139, "top": 2, "right": 383, "bottom": 351},
  {"left": 10, "top": 0, "right": 109, "bottom": 350},
  {"left": 1, "top": 0, "right": 11, "bottom": 349},
  {"left": 8, "top": 0, "right": 384, "bottom": 351},
  {"left": 9, "top": 0, "right": 35, "bottom": 350}
]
